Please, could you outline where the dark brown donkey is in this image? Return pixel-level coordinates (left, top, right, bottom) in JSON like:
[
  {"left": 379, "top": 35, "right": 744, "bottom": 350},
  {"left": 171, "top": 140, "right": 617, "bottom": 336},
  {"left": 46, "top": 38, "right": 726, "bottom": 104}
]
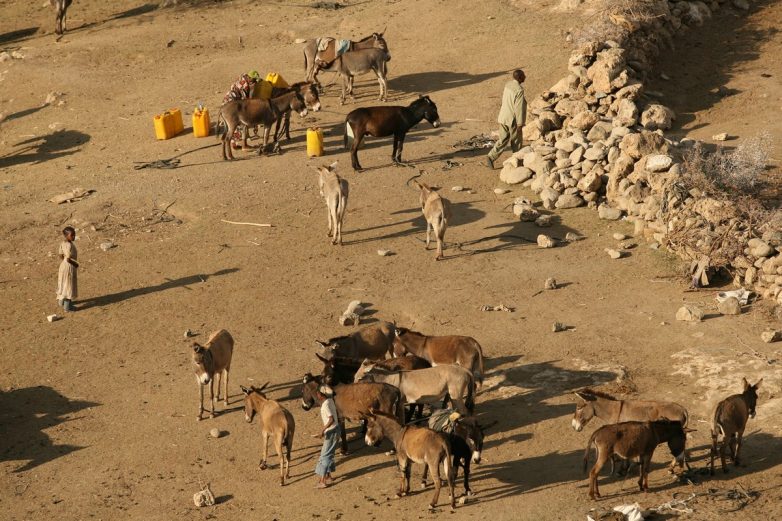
[
  {"left": 217, "top": 84, "right": 320, "bottom": 160},
  {"left": 316, "top": 321, "right": 396, "bottom": 361},
  {"left": 710, "top": 377, "right": 762, "bottom": 475},
  {"left": 241, "top": 384, "right": 295, "bottom": 486},
  {"left": 272, "top": 82, "right": 324, "bottom": 142},
  {"left": 365, "top": 409, "right": 455, "bottom": 511},
  {"left": 583, "top": 421, "right": 687, "bottom": 500},
  {"left": 392, "top": 327, "right": 485, "bottom": 387},
  {"left": 344, "top": 96, "right": 441, "bottom": 171},
  {"left": 300, "top": 373, "right": 404, "bottom": 454},
  {"left": 422, "top": 413, "right": 489, "bottom": 497}
]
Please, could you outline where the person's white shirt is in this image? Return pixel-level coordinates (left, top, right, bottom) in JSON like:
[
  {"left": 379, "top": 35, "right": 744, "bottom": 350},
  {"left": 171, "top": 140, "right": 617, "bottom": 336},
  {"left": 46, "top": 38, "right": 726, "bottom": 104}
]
[{"left": 320, "top": 398, "right": 338, "bottom": 433}]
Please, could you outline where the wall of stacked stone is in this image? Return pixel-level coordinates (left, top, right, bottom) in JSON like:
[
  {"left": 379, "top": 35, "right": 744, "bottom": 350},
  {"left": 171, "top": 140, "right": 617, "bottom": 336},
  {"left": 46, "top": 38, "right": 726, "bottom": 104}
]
[{"left": 506, "top": 0, "right": 777, "bottom": 298}]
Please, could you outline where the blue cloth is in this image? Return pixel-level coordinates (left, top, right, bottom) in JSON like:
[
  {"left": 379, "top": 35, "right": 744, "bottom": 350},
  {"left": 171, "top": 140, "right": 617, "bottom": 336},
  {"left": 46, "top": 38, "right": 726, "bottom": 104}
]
[
  {"left": 315, "top": 427, "right": 340, "bottom": 477},
  {"left": 336, "top": 39, "right": 351, "bottom": 56}
]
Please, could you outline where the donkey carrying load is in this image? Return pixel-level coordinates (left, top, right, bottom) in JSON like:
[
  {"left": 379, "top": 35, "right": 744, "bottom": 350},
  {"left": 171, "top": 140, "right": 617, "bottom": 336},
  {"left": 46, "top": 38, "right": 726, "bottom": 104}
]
[
  {"left": 301, "top": 31, "right": 388, "bottom": 87},
  {"left": 320, "top": 48, "right": 391, "bottom": 105}
]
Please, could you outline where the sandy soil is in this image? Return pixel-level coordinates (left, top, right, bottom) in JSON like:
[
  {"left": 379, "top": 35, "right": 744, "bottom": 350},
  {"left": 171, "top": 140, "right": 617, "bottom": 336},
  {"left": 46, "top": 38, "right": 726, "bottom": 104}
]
[{"left": 2, "top": 1, "right": 782, "bottom": 520}]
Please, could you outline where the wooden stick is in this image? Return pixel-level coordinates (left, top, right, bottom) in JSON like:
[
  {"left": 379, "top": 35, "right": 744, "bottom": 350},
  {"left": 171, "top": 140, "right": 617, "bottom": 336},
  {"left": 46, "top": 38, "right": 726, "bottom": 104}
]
[{"left": 220, "top": 219, "right": 272, "bottom": 227}]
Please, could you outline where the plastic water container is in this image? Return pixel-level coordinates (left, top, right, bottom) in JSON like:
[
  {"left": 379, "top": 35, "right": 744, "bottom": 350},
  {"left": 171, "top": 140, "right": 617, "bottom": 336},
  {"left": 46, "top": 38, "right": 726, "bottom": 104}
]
[
  {"left": 254, "top": 80, "right": 273, "bottom": 100},
  {"left": 154, "top": 111, "right": 176, "bottom": 140},
  {"left": 307, "top": 127, "right": 324, "bottom": 157},
  {"left": 265, "top": 72, "right": 289, "bottom": 89},
  {"left": 167, "top": 108, "right": 184, "bottom": 135},
  {"left": 192, "top": 107, "right": 210, "bottom": 138}
]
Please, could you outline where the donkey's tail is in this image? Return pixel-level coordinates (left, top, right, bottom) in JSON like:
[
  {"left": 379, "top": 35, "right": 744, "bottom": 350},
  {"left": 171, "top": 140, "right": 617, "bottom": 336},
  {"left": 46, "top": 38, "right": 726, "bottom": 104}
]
[
  {"left": 343, "top": 121, "right": 350, "bottom": 149},
  {"left": 474, "top": 340, "right": 486, "bottom": 389},
  {"left": 583, "top": 431, "right": 597, "bottom": 474},
  {"left": 443, "top": 438, "right": 454, "bottom": 488},
  {"left": 465, "top": 372, "right": 475, "bottom": 413},
  {"left": 215, "top": 108, "right": 226, "bottom": 140}
]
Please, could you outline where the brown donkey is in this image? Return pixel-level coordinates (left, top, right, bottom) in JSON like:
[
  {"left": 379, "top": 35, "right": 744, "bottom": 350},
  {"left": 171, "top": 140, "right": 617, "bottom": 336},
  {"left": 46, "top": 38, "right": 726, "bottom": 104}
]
[
  {"left": 192, "top": 329, "right": 234, "bottom": 421},
  {"left": 710, "top": 378, "right": 762, "bottom": 475},
  {"left": 584, "top": 420, "right": 687, "bottom": 500},
  {"left": 392, "top": 327, "right": 485, "bottom": 387},
  {"left": 316, "top": 321, "right": 396, "bottom": 361},
  {"left": 365, "top": 409, "right": 455, "bottom": 511},
  {"left": 241, "top": 384, "right": 295, "bottom": 485}
]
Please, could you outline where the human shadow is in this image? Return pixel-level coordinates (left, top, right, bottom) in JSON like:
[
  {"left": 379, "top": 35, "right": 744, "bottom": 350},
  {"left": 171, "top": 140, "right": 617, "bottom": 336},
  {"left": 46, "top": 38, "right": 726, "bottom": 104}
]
[
  {"left": 0, "top": 130, "right": 90, "bottom": 169},
  {"left": 78, "top": 268, "right": 239, "bottom": 310},
  {"left": 0, "top": 27, "right": 39, "bottom": 46},
  {"left": 645, "top": 0, "right": 779, "bottom": 137},
  {"left": 110, "top": 3, "right": 157, "bottom": 20},
  {"left": 0, "top": 386, "right": 99, "bottom": 472},
  {"left": 389, "top": 70, "right": 508, "bottom": 95}
]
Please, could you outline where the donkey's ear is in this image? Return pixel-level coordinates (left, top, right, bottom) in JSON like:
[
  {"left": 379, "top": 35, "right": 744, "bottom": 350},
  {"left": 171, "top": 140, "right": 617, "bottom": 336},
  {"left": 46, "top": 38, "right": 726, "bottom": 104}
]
[
  {"left": 240, "top": 385, "right": 251, "bottom": 395},
  {"left": 260, "top": 381, "right": 270, "bottom": 391},
  {"left": 742, "top": 377, "right": 750, "bottom": 391},
  {"left": 481, "top": 419, "right": 499, "bottom": 432},
  {"left": 754, "top": 378, "right": 763, "bottom": 389},
  {"left": 192, "top": 343, "right": 203, "bottom": 353},
  {"left": 316, "top": 353, "right": 329, "bottom": 363},
  {"left": 303, "top": 373, "right": 313, "bottom": 383},
  {"left": 368, "top": 407, "right": 377, "bottom": 416},
  {"left": 328, "top": 161, "right": 338, "bottom": 171},
  {"left": 574, "top": 391, "right": 594, "bottom": 401},
  {"left": 315, "top": 340, "right": 329, "bottom": 348}
]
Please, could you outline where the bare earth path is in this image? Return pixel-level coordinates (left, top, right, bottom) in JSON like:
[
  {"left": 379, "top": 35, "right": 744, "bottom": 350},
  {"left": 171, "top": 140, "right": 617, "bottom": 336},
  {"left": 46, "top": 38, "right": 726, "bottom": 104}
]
[{"left": 2, "top": 1, "right": 782, "bottom": 520}]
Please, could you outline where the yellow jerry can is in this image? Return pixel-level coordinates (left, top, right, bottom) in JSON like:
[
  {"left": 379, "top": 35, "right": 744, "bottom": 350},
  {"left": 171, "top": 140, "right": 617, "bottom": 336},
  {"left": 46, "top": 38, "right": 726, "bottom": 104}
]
[
  {"left": 265, "top": 72, "right": 289, "bottom": 89},
  {"left": 154, "top": 111, "right": 176, "bottom": 140},
  {"left": 167, "top": 108, "right": 184, "bottom": 135},
  {"left": 192, "top": 107, "right": 210, "bottom": 138},
  {"left": 307, "top": 127, "right": 324, "bottom": 157},
  {"left": 253, "top": 80, "right": 273, "bottom": 100}
]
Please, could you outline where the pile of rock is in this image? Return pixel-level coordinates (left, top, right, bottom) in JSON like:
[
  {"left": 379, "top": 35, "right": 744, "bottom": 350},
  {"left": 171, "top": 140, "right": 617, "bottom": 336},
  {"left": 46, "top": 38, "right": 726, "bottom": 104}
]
[{"left": 511, "top": 0, "right": 777, "bottom": 300}]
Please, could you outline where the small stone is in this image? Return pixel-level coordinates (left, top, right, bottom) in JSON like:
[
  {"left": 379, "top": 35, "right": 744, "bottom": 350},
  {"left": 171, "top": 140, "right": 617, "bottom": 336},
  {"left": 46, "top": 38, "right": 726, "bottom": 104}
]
[
  {"left": 645, "top": 154, "right": 673, "bottom": 172},
  {"left": 544, "top": 277, "right": 557, "bottom": 290},
  {"left": 11, "top": 51, "right": 24, "bottom": 60},
  {"left": 514, "top": 202, "right": 540, "bottom": 222},
  {"left": 0, "top": 51, "right": 10, "bottom": 63},
  {"left": 612, "top": 233, "right": 627, "bottom": 241},
  {"left": 47, "top": 314, "right": 61, "bottom": 323},
  {"left": 552, "top": 322, "right": 568, "bottom": 332},
  {"left": 761, "top": 330, "right": 782, "bottom": 343},
  {"left": 712, "top": 132, "right": 729, "bottom": 141},
  {"left": 598, "top": 204, "right": 623, "bottom": 220},
  {"left": 718, "top": 297, "right": 741, "bottom": 316},
  {"left": 565, "top": 232, "right": 584, "bottom": 242},
  {"left": 535, "top": 215, "right": 553, "bottom": 227},
  {"left": 537, "top": 234, "right": 556, "bottom": 248},
  {"left": 451, "top": 186, "right": 465, "bottom": 192},
  {"left": 676, "top": 305, "right": 704, "bottom": 322},
  {"left": 605, "top": 248, "right": 623, "bottom": 259},
  {"left": 494, "top": 188, "right": 510, "bottom": 195},
  {"left": 100, "top": 241, "right": 116, "bottom": 251},
  {"left": 377, "top": 249, "right": 393, "bottom": 256},
  {"left": 209, "top": 428, "right": 221, "bottom": 438}
]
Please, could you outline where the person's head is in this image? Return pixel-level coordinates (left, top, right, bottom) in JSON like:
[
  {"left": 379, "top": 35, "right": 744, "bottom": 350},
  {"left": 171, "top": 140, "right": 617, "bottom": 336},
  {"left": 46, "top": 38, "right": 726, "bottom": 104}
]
[
  {"left": 317, "top": 384, "right": 334, "bottom": 402},
  {"left": 248, "top": 70, "right": 261, "bottom": 83},
  {"left": 512, "top": 69, "right": 526, "bottom": 84},
  {"left": 62, "top": 226, "right": 75, "bottom": 241}
]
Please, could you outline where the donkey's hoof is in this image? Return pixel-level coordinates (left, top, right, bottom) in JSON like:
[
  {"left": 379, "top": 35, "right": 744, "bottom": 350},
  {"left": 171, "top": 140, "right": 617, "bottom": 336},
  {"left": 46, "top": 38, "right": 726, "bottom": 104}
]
[
  {"left": 419, "top": 481, "right": 427, "bottom": 490},
  {"left": 196, "top": 416, "right": 203, "bottom": 422},
  {"left": 259, "top": 462, "right": 268, "bottom": 470}
]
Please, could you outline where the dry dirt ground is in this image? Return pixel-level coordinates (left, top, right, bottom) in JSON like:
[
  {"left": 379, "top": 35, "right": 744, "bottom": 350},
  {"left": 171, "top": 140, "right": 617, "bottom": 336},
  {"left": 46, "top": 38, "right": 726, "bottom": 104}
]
[{"left": 2, "top": 1, "right": 782, "bottom": 520}]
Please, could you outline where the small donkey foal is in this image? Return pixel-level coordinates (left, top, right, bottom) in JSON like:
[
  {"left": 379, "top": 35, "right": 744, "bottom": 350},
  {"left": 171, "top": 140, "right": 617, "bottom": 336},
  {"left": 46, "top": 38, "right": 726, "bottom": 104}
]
[{"left": 316, "top": 162, "right": 349, "bottom": 245}]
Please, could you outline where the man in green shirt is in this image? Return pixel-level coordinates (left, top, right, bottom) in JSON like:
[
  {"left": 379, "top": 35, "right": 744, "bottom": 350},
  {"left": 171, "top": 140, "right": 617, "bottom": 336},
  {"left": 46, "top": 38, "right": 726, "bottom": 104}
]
[{"left": 487, "top": 69, "right": 527, "bottom": 169}]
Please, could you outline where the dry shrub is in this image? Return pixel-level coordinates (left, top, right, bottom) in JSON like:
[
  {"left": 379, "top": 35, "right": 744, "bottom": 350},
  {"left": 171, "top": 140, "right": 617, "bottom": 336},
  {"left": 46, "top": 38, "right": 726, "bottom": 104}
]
[
  {"left": 572, "top": 0, "right": 669, "bottom": 46},
  {"left": 682, "top": 133, "right": 773, "bottom": 196}
]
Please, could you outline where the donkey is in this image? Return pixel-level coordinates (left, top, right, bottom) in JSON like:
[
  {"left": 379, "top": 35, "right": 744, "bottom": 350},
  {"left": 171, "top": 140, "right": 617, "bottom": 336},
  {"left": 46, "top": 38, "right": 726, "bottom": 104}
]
[
  {"left": 241, "top": 384, "right": 295, "bottom": 486},
  {"left": 355, "top": 363, "right": 475, "bottom": 415},
  {"left": 573, "top": 388, "right": 690, "bottom": 474},
  {"left": 584, "top": 421, "right": 687, "bottom": 500},
  {"left": 422, "top": 412, "right": 489, "bottom": 497},
  {"left": 710, "top": 378, "right": 762, "bottom": 475},
  {"left": 302, "top": 31, "right": 388, "bottom": 87},
  {"left": 317, "top": 353, "right": 430, "bottom": 386},
  {"left": 411, "top": 179, "right": 451, "bottom": 260},
  {"left": 217, "top": 85, "right": 319, "bottom": 160},
  {"left": 365, "top": 408, "right": 456, "bottom": 511},
  {"left": 192, "top": 329, "right": 234, "bottom": 421},
  {"left": 301, "top": 373, "right": 404, "bottom": 454},
  {"left": 344, "top": 96, "right": 441, "bottom": 171},
  {"left": 272, "top": 81, "right": 324, "bottom": 142},
  {"left": 321, "top": 48, "right": 390, "bottom": 105},
  {"left": 52, "top": 0, "right": 73, "bottom": 36},
  {"left": 316, "top": 321, "right": 396, "bottom": 361},
  {"left": 392, "top": 327, "right": 485, "bottom": 387},
  {"left": 315, "top": 162, "right": 349, "bottom": 245}
]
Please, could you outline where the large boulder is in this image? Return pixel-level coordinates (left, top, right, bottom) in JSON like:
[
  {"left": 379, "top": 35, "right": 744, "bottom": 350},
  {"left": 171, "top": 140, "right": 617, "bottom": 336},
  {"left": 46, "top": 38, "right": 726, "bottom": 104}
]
[
  {"left": 620, "top": 131, "right": 668, "bottom": 160},
  {"left": 577, "top": 169, "right": 602, "bottom": 192},
  {"left": 500, "top": 166, "right": 534, "bottom": 185},
  {"left": 568, "top": 111, "right": 600, "bottom": 131},
  {"left": 641, "top": 104, "right": 676, "bottom": 131},
  {"left": 598, "top": 203, "right": 622, "bottom": 220},
  {"left": 613, "top": 98, "right": 638, "bottom": 127},
  {"left": 645, "top": 154, "right": 673, "bottom": 173},
  {"left": 555, "top": 99, "right": 589, "bottom": 118},
  {"left": 587, "top": 48, "right": 626, "bottom": 93},
  {"left": 748, "top": 238, "right": 775, "bottom": 258},
  {"left": 555, "top": 193, "right": 585, "bottom": 209},
  {"left": 540, "top": 187, "right": 560, "bottom": 209}
]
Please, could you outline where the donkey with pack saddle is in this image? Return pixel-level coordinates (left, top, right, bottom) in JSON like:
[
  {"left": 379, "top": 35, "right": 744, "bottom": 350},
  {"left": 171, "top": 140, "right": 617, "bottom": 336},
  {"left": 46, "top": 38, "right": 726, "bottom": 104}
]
[{"left": 301, "top": 30, "right": 388, "bottom": 88}]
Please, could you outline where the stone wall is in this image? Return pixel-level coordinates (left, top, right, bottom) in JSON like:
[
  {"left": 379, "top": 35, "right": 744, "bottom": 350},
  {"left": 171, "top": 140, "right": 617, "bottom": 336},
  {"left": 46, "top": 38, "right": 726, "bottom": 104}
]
[{"left": 507, "top": 0, "right": 778, "bottom": 298}]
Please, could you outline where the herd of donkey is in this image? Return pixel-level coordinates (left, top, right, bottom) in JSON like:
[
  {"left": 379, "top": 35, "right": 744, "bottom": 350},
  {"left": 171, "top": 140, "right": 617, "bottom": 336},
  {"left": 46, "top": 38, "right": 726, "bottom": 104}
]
[
  {"left": 40, "top": 1, "right": 772, "bottom": 510},
  {"left": 164, "top": 22, "right": 772, "bottom": 511}
]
